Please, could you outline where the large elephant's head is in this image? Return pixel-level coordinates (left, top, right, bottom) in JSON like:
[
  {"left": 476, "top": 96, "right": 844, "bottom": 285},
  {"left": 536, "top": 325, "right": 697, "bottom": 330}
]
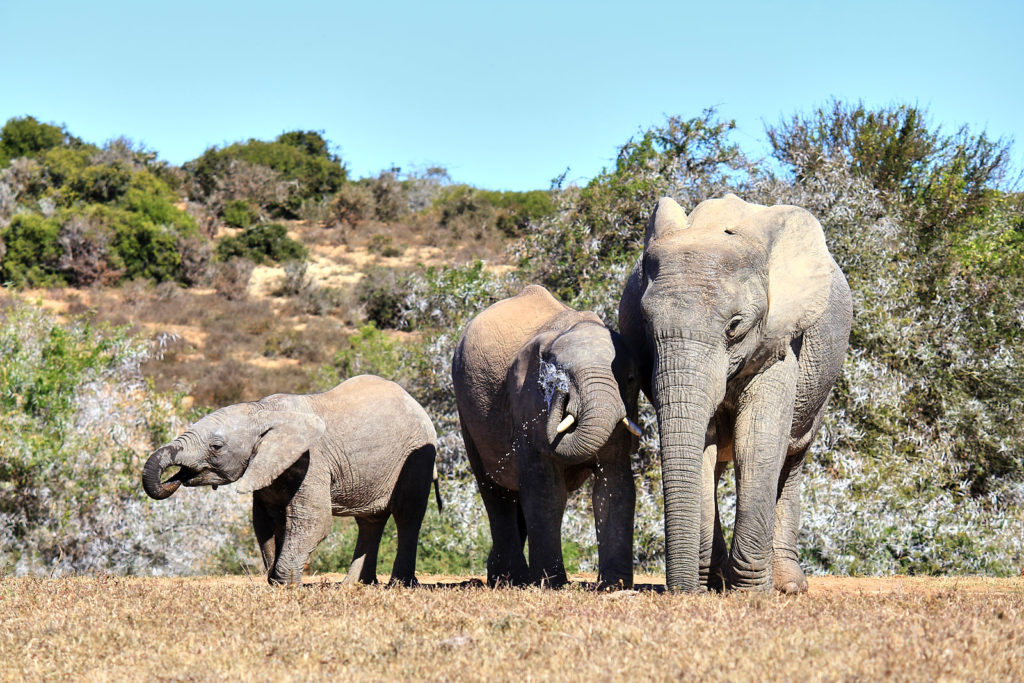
[
  {"left": 142, "top": 403, "right": 326, "bottom": 500},
  {"left": 511, "top": 315, "right": 642, "bottom": 465},
  {"left": 619, "top": 194, "right": 835, "bottom": 590}
]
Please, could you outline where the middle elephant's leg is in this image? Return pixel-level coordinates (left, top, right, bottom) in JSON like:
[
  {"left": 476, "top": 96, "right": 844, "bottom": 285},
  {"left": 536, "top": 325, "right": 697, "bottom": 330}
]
[
  {"left": 728, "top": 350, "right": 799, "bottom": 591},
  {"left": 462, "top": 425, "right": 528, "bottom": 586},
  {"left": 518, "top": 450, "right": 569, "bottom": 587},
  {"left": 592, "top": 455, "right": 635, "bottom": 590}
]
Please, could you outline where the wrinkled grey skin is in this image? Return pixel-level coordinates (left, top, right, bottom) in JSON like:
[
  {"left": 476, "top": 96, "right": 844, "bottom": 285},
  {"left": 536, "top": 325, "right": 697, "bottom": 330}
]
[
  {"left": 452, "top": 285, "right": 641, "bottom": 589},
  {"left": 142, "top": 375, "right": 437, "bottom": 586},
  {"left": 619, "top": 195, "right": 852, "bottom": 593}
]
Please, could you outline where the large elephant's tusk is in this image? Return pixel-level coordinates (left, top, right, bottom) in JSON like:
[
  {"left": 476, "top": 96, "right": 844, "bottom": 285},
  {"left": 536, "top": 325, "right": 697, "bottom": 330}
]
[
  {"left": 623, "top": 417, "right": 643, "bottom": 436},
  {"left": 556, "top": 414, "right": 575, "bottom": 433}
]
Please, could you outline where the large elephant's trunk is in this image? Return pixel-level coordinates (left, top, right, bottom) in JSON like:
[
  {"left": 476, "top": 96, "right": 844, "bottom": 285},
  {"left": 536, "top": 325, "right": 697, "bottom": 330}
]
[
  {"left": 549, "top": 369, "right": 624, "bottom": 465},
  {"left": 652, "top": 337, "right": 726, "bottom": 592},
  {"left": 142, "top": 442, "right": 187, "bottom": 500}
]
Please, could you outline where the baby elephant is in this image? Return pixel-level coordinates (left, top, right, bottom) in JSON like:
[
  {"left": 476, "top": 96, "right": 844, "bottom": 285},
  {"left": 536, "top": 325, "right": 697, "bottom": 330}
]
[
  {"left": 452, "top": 285, "right": 642, "bottom": 589},
  {"left": 142, "top": 375, "right": 438, "bottom": 586}
]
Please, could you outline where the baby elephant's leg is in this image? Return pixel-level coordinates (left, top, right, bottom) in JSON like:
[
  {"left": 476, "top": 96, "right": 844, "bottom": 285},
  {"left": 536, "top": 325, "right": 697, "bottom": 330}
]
[
  {"left": 252, "top": 495, "right": 284, "bottom": 574},
  {"left": 268, "top": 503, "right": 332, "bottom": 585},
  {"left": 388, "top": 443, "right": 436, "bottom": 586},
  {"left": 345, "top": 515, "right": 388, "bottom": 584}
]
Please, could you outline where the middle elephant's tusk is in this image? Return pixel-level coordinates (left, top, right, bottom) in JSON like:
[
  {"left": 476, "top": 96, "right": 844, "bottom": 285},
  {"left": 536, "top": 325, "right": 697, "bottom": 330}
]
[
  {"left": 623, "top": 417, "right": 643, "bottom": 436},
  {"left": 556, "top": 414, "right": 575, "bottom": 433}
]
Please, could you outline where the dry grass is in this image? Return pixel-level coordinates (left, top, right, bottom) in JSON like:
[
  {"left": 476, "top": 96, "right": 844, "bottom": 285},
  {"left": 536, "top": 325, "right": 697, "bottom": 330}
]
[{"left": 2, "top": 575, "right": 1021, "bottom": 681}]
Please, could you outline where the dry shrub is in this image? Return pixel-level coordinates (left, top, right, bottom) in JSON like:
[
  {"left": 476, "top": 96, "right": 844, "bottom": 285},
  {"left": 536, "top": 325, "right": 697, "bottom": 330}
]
[
  {"left": 175, "top": 234, "right": 211, "bottom": 286},
  {"left": 56, "top": 214, "right": 119, "bottom": 286},
  {"left": 210, "top": 257, "right": 253, "bottom": 301},
  {"left": 330, "top": 183, "right": 376, "bottom": 226}
]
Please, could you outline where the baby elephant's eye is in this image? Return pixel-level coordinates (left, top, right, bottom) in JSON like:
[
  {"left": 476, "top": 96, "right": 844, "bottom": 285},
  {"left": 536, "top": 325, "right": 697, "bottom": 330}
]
[{"left": 210, "top": 443, "right": 223, "bottom": 452}]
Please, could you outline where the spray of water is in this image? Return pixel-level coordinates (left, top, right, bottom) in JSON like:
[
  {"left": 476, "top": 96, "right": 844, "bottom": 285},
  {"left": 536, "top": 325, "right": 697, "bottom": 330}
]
[{"left": 537, "top": 357, "right": 570, "bottom": 411}]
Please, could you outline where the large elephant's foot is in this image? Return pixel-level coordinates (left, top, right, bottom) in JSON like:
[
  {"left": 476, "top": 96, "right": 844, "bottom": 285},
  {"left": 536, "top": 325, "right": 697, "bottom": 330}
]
[
  {"left": 773, "top": 557, "right": 808, "bottom": 594},
  {"left": 724, "top": 555, "right": 774, "bottom": 593},
  {"left": 700, "top": 562, "right": 727, "bottom": 593}
]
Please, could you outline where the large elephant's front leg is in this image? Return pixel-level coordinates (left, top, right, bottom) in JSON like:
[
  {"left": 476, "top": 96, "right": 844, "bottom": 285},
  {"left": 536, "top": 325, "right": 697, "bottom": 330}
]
[
  {"left": 518, "top": 447, "right": 569, "bottom": 587},
  {"left": 773, "top": 447, "right": 809, "bottom": 593},
  {"left": 268, "top": 487, "right": 333, "bottom": 585},
  {"left": 728, "top": 349, "right": 799, "bottom": 591},
  {"left": 699, "top": 442, "right": 728, "bottom": 592},
  {"left": 592, "top": 455, "right": 635, "bottom": 589}
]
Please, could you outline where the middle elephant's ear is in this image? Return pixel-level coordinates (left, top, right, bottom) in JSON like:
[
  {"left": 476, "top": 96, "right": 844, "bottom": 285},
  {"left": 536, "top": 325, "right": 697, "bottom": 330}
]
[
  {"left": 234, "top": 411, "right": 326, "bottom": 494},
  {"left": 764, "top": 207, "right": 835, "bottom": 342}
]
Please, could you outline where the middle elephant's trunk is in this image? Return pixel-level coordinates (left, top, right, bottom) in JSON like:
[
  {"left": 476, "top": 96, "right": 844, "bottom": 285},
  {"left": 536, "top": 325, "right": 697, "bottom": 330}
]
[
  {"left": 652, "top": 337, "right": 726, "bottom": 592},
  {"left": 549, "top": 370, "right": 624, "bottom": 465}
]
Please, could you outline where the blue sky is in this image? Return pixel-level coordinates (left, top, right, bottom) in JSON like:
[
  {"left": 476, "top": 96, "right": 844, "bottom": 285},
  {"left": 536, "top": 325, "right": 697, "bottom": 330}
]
[{"left": 1, "top": 0, "right": 1020, "bottom": 191}]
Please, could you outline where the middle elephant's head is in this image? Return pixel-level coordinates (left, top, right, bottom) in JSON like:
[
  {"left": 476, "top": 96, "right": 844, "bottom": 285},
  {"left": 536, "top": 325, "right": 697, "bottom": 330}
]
[
  {"left": 141, "top": 403, "right": 326, "bottom": 500},
  {"left": 513, "top": 316, "right": 642, "bottom": 464}
]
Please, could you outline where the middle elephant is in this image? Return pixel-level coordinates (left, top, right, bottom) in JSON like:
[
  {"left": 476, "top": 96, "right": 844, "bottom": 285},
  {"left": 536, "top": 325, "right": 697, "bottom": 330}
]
[{"left": 452, "top": 284, "right": 642, "bottom": 589}]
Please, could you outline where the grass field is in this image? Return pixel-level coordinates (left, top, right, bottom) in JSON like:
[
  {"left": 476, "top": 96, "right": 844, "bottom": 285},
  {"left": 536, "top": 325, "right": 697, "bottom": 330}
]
[{"left": 2, "top": 574, "right": 1022, "bottom": 680}]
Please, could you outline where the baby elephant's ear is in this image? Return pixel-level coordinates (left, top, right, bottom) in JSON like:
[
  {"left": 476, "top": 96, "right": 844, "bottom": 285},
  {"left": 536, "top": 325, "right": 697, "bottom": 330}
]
[{"left": 234, "top": 412, "right": 326, "bottom": 495}]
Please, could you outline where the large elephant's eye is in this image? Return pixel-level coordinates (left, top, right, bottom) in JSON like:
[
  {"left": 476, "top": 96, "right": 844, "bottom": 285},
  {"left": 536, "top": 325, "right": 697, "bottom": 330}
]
[{"left": 726, "top": 315, "right": 745, "bottom": 340}]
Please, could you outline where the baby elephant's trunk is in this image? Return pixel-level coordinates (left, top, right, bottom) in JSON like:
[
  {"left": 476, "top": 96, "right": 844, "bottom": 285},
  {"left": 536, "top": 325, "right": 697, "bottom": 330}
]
[{"left": 142, "top": 443, "right": 184, "bottom": 500}]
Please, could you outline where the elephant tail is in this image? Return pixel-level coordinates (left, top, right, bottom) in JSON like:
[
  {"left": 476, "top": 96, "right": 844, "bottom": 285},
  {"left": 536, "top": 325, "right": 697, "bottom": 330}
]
[{"left": 432, "top": 464, "right": 444, "bottom": 513}]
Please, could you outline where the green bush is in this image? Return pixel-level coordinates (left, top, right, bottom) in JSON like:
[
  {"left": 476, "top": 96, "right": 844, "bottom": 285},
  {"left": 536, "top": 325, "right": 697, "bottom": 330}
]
[
  {"left": 768, "top": 99, "right": 1013, "bottom": 240},
  {"left": 0, "top": 116, "right": 82, "bottom": 167},
  {"left": 0, "top": 135, "right": 201, "bottom": 287},
  {"left": 221, "top": 199, "right": 257, "bottom": 228},
  {"left": 0, "top": 213, "right": 63, "bottom": 287},
  {"left": 187, "top": 131, "right": 347, "bottom": 217},
  {"left": 367, "top": 233, "right": 402, "bottom": 257},
  {"left": 68, "top": 162, "right": 133, "bottom": 203},
  {"left": 214, "top": 222, "right": 307, "bottom": 265},
  {"left": 355, "top": 267, "right": 409, "bottom": 328}
]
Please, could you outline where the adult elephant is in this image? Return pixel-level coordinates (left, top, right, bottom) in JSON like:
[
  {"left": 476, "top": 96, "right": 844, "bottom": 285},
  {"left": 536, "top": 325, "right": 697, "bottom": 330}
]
[
  {"left": 619, "top": 195, "right": 852, "bottom": 593},
  {"left": 453, "top": 285, "right": 642, "bottom": 589}
]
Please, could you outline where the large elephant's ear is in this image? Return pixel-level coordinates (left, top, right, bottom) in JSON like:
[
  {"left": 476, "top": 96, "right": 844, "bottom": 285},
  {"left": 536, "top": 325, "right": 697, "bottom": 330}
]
[
  {"left": 234, "top": 412, "right": 326, "bottom": 494},
  {"left": 644, "top": 197, "right": 688, "bottom": 249},
  {"left": 764, "top": 207, "right": 835, "bottom": 342}
]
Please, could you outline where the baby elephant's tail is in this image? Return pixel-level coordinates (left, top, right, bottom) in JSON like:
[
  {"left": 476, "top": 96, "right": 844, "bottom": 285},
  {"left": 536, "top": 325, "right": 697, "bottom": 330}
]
[{"left": 432, "top": 463, "right": 444, "bottom": 513}]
